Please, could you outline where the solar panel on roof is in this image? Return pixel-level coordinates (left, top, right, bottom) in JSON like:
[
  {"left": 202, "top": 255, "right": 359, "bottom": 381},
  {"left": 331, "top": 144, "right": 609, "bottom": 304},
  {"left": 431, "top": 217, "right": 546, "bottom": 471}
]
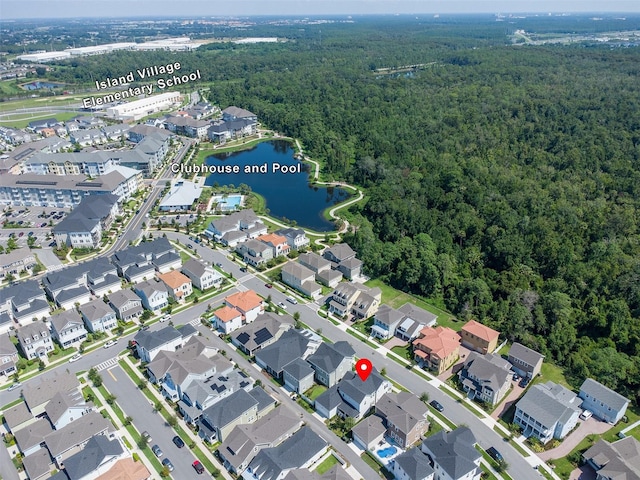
[
  {"left": 236, "top": 332, "right": 250, "bottom": 344},
  {"left": 254, "top": 328, "right": 273, "bottom": 345}
]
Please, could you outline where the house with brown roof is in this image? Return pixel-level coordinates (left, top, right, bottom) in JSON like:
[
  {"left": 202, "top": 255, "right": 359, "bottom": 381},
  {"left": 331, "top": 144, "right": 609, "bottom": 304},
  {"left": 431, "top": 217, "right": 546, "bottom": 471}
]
[
  {"left": 225, "top": 290, "right": 264, "bottom": 324},
  {"left": 460, "top": 320, "right": 500, "bottom": 355},
  {"left": 214, "top": 306, "right": 244, "bottom": 334},
  {"left": 157, "top": 270, "right": 192, "bottom": 303},
  {"left": 94, "top": 457, "right": 152, "bottom": 480},
  {"left": 412, "top": 326, "right": 460, "bottom": 375}
]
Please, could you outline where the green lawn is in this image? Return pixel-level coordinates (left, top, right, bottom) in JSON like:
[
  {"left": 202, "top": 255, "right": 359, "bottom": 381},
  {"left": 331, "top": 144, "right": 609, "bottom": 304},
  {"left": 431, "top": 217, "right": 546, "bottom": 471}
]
[
  {"left": 391, "top": 344, "right": 412, "bottom": 361},
  {"left": 315, "top": 454, "right": 339, "bottom": 474},
  {"left": 364, "top": 279, "right": 459, "bottom": 330},
  {"left": 305, "top": 384, "right": 327, "bottom": 401},
  {"left": 533, "top": 362, "right": 572, "bottom": 390}
]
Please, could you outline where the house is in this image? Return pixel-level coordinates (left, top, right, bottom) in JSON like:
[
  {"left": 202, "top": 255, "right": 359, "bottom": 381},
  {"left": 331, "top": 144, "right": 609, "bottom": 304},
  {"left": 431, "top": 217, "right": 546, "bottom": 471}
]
[
  {"left": 108, "top": 289, "right": 143, "bottom": 322},
  {"left": 50, "top": 310, "right": 88, "bottom": 348},
  {"left": 514, "top": 381, "right": 583, "bottom": 444},
  {"left": 507, "top": 342, "right": 544, "bottom": 380},
  {"left": 281, "top": 262, "right": 321, "bottom": 298},
  {"left": 157, "top": 270, "right": 192, "bottom": 303},
  {"left": 225, "top": 290, "right": 264, "bottom": 324},
  {"left": 375, "top": 392, "right": 430, "bottom": 448},
  {"left": 421, "top": 427, "right": 481, "bottom": 480},
  {"left": 392, "top": 448, "right": 435, "bottom": 480},
  {"left": 17, "top": 322, "right": 55, "bottom": 360},
  {"left": 133, "top": 325, "right": 184, "bottom": 363},
  {"left": 205, "top": 209, "right": 267, "bottom": 243},
  {"left": 283, "top": 358, "right": 315, "bottom": 394},
  {"left": 257, "top": 233, "right": 290, "bottom": 257},
  {"left": 327, "top": 283, "right": 381, "bottom": 319},
  {"left": 164, "top": 115, "right": 211, "bottom": 139},
  {"left": 79, "top": 298, "right": 118, "bottom": 333},
  {"left": 255, "top": 329, "right": 321, "bottom": 380},
  {"left": 243, "top": 426, "right": 327, "bottom": 480},
  {"left": 0, "top": 247, "right": 36, "bottom": 281},
  {"left": 22, "top": 448, "right": 54, "bottom": 480},
  {"left": 0, "top": 279, "right": 49, "bottom": 324},
  {"left": 237, "top": 239, "right": 273, "bottom": 267},
  {"left": 214, "top": 306, "right": 245, "bottom": 334},
  {"left": 298, "top": 252, "right": 342, "bottom": 287},
  {"left": 110, "top": 252, "right": 155, "bottom": 284},
  {"left": 412, "top": 326, "right": 461, "bottom": 375},
  {"left": 0, "top": 311, "right": 13, "bottom": 336},
  {"left": 133, "top": 279, "right": 169, "bottom": 312},
  {"left": 3, "top": 402, "right": 37, "bottom": 435},
  {"left": 61, "top": 435, "right": 127, "bottom": 480},
  {"left": 22, "top": 370, "right": 81, "bottom": 416},
  {"left": 14, "top": 418, "right": 54, "bottom": 456},
  {"left": 219, "top": 406, "right": 302, "bottom": 475},
  {"left": 351, "top": 415, "right": 387, "bottom": 451},
  {"left": 582, "top": 436, "right": 640, "bottom": 480},
  {"left": 322, "top": 243, "right": 363, "bottom": 280},
  {"left": 44, "top": 389, "right": 93, "bottom": 430},
  {"left": 94, "top": 457, "right": 151, "bottom": 480},
  {"left": 182, "top": 258, "right": 222, "bottom": 291},
  {"left": 371, "top": 304, "right": 405, "bottom": 341},
  {"left": 396, "top": 303, "right": 437, "bottom": 341},
  {"left": 458, "top": 352, "right": 512, "bottom": 406},
  {"left": 306, "top": 341, "right": 355, "bottom": 388},
  {"left": 111, "top": 237, "right": 180, "bottom": 280},
  {"left": 197, "top": 387, "right": 274, "bottom": 443},
  {"left": 275, "top": 228, "right": 309, "bottom": 251},
  {"left": 578, "top": 378, "right": 629, "bottom": 424},
  {"left": 52, "top": 194, "right": 120, "bottom": 249},
  {"left": 459, "top": 320, "right": 500, "bottom": 355},
  {"left": 44, "top": 411, "right": 113, "bottom": 465},
  {"left": 0, "top": 333, "right": 19, "bottom": 377},
  {"left": 231, "top": 313, "right": 294, "bottom": 356}
]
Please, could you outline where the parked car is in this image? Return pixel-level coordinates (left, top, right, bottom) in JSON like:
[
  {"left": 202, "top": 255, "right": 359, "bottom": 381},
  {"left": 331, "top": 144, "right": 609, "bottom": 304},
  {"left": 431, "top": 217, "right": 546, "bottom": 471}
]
[
  {"left": 429, "top": 400, "right": 444, "bottom": 412},
  {"left": 286, "top": 296, "right": 298, "bottom": 305},
  {"left": 69, "top": 353, "right": 82, "bottom": 363},
  {"left": 512, "top": 373, "right": 520, "bottom": 381},
  {"left": 487, "top": 447, "right": 504, "bottom": 462},
  {"left": 142, "top": 431, "right": 152, "bottom": 442},
  {"left": 519, "top": 377, "right": 530, "bottom": 388},
  {"left": 580, "top": 409, "right": 593, "bottom": 421},
  {"left": 215, "top": 262, "right": 223, "bottom": 268},
  {"left": 240, "top": 267, "right": 248, "bottom": 272},
  {"left": 152, "top": 445, "right": 163, "bottom": 457},
  {"left": 192, "top": 460, "right": 205, "bottom": 474},
  {"left": 172, "top": 436, "right": 185, "bottom": 448},
  {"left": 277, "top": 302, "right": 287, "bottom": 310},
  {"left": 103, "top": 339, "right": 118, "bottom": 349},
  {"left": 162, "top": 458, "right": 175, "bottom": 472},
  {"left": 265, "top": 283, "right": 273, "bottom": 288},
  {"left": 7, "top": 382, "right": 22, "bottom": 392},
  {"left": 160, "top": 314, "right": 171, "bottom": 322}
]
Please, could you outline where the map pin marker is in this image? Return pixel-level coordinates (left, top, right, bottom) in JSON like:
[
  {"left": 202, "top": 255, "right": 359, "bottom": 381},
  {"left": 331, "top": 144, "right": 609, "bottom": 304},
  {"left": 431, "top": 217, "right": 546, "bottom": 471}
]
[{"left": 355, "top": 358, "right": 373, "bottom": 382}]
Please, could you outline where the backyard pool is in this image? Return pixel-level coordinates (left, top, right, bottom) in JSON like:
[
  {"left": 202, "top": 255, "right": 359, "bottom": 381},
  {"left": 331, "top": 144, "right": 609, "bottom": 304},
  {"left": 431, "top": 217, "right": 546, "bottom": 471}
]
[{"left": 377, "top": 446, "right": 398, "bottom": 458}]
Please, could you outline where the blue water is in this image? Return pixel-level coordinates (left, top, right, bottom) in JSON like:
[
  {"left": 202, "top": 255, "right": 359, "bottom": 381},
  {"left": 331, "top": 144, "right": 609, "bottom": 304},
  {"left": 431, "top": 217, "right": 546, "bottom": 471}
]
[
  {"left": 205, "top": 140, "right": 350, "bottom": 231},
  {"left": 377, "top": 446, "right": 397, "bottom": 458},
  {"left": 224, "top": 195, "right": 241, "bottom": 207}
]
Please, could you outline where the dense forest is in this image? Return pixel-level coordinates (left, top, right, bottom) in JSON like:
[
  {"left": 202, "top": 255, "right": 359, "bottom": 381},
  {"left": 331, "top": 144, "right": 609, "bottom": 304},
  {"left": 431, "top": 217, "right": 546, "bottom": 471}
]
[{"left": 43, "top": 15, "right": 640, "bottom": 401}]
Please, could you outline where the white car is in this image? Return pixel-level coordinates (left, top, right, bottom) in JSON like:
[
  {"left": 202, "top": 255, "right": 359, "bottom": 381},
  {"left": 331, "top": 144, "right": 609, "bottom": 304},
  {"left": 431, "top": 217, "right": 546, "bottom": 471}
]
[
  {"left": 580, "top": 410, "right": 593, "bottom": 421},
  {"left": 103, "top": 339, "right": 118, "bottom": 349},
  {"left": 7, "top": 382, "right": 22, "bottom": 392},
  {"left": 160, "top": 314, "right": 171, "bottom": 322},
  {"left": 69, "top": 353, "right": 82, "bottom": 363},
  {"left": 277, "top": 302, "right": 287, "bottom": 310}
]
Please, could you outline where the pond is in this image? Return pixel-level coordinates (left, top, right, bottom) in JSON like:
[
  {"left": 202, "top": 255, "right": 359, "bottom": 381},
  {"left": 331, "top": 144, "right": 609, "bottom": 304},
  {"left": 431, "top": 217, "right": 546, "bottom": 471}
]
[{"left": 204, "top": 140, "right": 350, "bottom": 231}]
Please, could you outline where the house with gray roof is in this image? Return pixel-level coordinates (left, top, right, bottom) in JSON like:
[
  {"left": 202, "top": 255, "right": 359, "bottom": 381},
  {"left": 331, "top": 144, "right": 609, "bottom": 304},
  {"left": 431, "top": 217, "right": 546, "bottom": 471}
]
[
  {"left": 283, "top": 358, "right": 315, "bottom": 394},
  {"left": 22, "top": 370, "right": 80, "bottom": 416},
  {"left": 582, "top": 436, "right": 640, "bottom": 480},
  {"left": 392, "top": 448, "right": 434, "bottom": 480},
  {"left": 281, "top": 262, "right": 321, "bottom": 298},
  {"left": 458, "top": 352, "right": 512, "bottom": 406},
  {"left": 0, "top": 333, "right": 18, "bottom": 377},
  {"left": 396, "top": 303, "right": 437, "bottom": 341},
  {"left": 78, "top": 298, "right": 117, "bottom": 333},
  {"left": 507, "top": 342, "right": 544, "bottom": 380},
  {"left": 327, "top": 282, "right": 381, "bottom": 320},
  {"left": 0, "top": 279, "right": 49, "bottom": 323},
  {"left": 0, "top": 311, "right": 13, "bottom": 337},
  {"left": 351, "top": 415, "right": 386, "bottom": 451},
  {"left": 111, "top": 237, "right": 179, "bottom": 281},
  {"left": 243, "top": 426, "right": 327, "bottom": 480},
  {"left": 15, "top": 418, "right": 54, "bottom": 456},
  {"left": 133, "top": 325, "right": 184, "bottom": 362},
  {"left": 52, "top": 194, "right": 120, "bottom": 249},
  {"left": 298, "top": 253, "right": 332, "bottom": 275},
  {"left": 205, "top": 209, "right": 266, "bottom": 243},
  {"left": 3, "top": 402, "right": 36, "bottom": 433},
  {"left": 50, "top": 310, "right": 88, "bottom": 349},
  {"left": 44, "top": 411, "right": 113, "bottom": 465},
  {"left": 237, "top": 239, "right": 273, "bottom": 267},
  {"left": 275, "top": 228, "right": 309, "bottom": 251},
  {"left": 182, "top": 258, "right": 223, "bottom": 291},
  {"left": 514, "top": 381, "right": 583, "bottom": 444},
  {"left": 133, "top": 278, "right": 168, "bottom": 312},
  {"left": 16, "top": 321, "right": 55, "bottom": 361},
  {"left": 255, "top": 329, "right": 320, "bottom": 380},
  {"left": 421, "top": 427, "right": 481, "bottom": 480},
  {"left": 108, "top": 289, "right": 143, "bottom": 321},
  {"left": 578, "top": 378, "right": 629, "bottom": 424},
  {"left": 197, "top": 388, "right": 261, "bottom": 443},
  {"left": 218, "top": 406, "right": 302, "bottom": 475},
  {"left": 375, "top": 391, "right": 430, "bottom": 448},
  {"left": 22, "top": 448, "right": 53, "bottom": 480},
  {"left": 371, "top": 304, "right": 405, "bottom": 340},
  {"left": 0, "top": 247, "right": 36, "bottom": 283},
  {"left": 306, "top": 341, "right": 355, "bottom": 388},
  {"left": 231, "top": 313, "right": 293, "bottom": 356},
  {"left": 44, "top": 389, "right": 93, "bottom": 430},
  {"left": 61, "top": 435, "right": 126, "bottom": 479},
  {"left": 322, "top": 243, "right": 362, "bottom": 280}
]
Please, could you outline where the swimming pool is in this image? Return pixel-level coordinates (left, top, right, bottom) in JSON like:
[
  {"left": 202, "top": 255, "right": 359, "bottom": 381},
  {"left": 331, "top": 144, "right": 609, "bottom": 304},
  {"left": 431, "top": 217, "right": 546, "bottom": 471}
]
[
  {"left": 377, "top": 446, "right": 397, "bottom": 458},
  {"left": 213, "top": 194, "right": 242, "bottom": 211}
]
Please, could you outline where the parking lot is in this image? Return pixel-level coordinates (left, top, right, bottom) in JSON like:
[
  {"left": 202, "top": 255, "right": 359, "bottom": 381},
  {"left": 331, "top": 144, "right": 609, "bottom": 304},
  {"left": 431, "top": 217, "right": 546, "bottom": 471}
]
[{"left": 1, "top": 206, "right": 63, "bottom": 250}]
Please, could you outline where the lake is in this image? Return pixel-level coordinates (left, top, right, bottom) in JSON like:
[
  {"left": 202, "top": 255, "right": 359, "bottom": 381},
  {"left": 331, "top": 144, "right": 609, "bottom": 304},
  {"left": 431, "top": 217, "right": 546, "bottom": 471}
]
[{"left": 204, "top": 140, "right": 350, "bottom": 231}]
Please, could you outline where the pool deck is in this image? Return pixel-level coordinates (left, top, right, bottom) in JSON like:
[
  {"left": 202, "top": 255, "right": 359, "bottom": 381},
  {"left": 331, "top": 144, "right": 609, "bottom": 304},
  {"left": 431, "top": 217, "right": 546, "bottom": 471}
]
[{"left": 372, "top": 438, "right": 403, "bottom": 465}]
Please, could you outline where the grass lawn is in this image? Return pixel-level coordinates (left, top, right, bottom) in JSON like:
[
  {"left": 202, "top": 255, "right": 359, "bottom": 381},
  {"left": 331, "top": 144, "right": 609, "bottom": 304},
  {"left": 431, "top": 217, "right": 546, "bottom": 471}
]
[
  {"left": 352, "top": 317, "right": 374, "bottom": 336},
  {"left": 315, "top": 454, "right": 339, "bottom": 474},
  {"left": 0, "top": 110, "right": 78, "bottom": 129},
  {"left": 82, "top": 385, "right": 102, "bottom": 408},
  {"left": 391, "top": 344, "right": 412, "bottom": 361},
  {"left": 364, "top": 279, "right": 459, "bottom": 330},
  {"left": 533, "top": 363, "right": 572, "bottom": 390},
  {"left": 305, "top": 384, "right": 327, "bottom": 401}
]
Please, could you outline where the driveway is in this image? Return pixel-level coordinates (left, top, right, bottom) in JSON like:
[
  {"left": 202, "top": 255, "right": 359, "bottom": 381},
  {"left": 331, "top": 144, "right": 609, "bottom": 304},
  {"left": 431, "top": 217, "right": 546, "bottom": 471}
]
[
  {"left": 35, "top": 247, "right": 64, "bottom": 271},
  {"left": 538, "top": 417, "right": 613, "bottom": 461},
  {"left": 492, "top": 379, "right": 526, "bottom": 420},
  {"left": 570, "top": 464, "right": 596, "bottom": 480}
]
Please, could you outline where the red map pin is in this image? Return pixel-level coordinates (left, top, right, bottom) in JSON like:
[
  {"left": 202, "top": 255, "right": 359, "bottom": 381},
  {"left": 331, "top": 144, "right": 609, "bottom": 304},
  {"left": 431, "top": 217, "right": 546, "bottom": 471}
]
[{"left": 355, "top": 358, "right": 373, "bottom": 382}]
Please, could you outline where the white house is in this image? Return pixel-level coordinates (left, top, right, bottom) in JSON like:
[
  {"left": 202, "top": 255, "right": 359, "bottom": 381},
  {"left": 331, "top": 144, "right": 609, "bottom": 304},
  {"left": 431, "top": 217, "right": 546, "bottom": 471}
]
[
  {"left": 214, "top": 306, "right": 244, "bottom": 335},
  {"left": 182, "top": 258, "right": 223, "bottom": 291},
  {"left": 50, "top": 310, "right": 88, "bottom": 349},
  {"left": 225, "top": 290, "right": 264, "bottom": 324},
  {"left": 134, "top": 279, "right": 169, "bottom": 312},
  {"left": 79, "top": 298, "right": 118, "bottom": 333}
]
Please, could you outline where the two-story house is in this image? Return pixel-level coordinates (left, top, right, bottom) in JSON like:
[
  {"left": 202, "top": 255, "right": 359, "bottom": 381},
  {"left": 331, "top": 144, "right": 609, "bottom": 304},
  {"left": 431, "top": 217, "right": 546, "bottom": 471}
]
[
  {"left": 50, "top": 310, "right": 88, "bottom": 348},
  {"left": 237, "top": 239, "right": 273, "bottom": 267},
  {"left": 255, "top": 329, "right": 321, "bottom": 380},
  {"left": 182, "top": 258, "right": 222, "bottom": 291},
  {"left": 412, "top": 326, "right": 460, "bottom": 375},
  {"left": 134, "top": 279, "right": 169, "bottom": 312},
  {"left": 578, "top": 378, "right": 629, "bottom": 424},
  {"left": 306, "top": 341, "right": 355, "bottom": 388},
  {"left": 322, "top": 243, "right": 363, "bottom": 280},
  {"left": 225, "top": 290, "right": 264, "bottom": 324},
  {"left": 459, "top": 320, "right": 500, "bottom": 355},
  {"left": 327, "top": 283, "right": 381, "bottom": 319},
  {"left": 17, "top": 322, "right": 55, "bottom": 359},
  {"left": 371, "top": 304, "right": 405, "bottom": 341},
  {"left": 44, "top": 390, "right": 93, "bottom": 430},
  {"left": 275, "top": 227, "right": 309, "bottom": 251},
  {"left": 213, "top": 306, "right": 244, "bottom": 334},
  {"left": 157, "top": 270, "right": 192, "bottom": 303},
  {"left": 0, "top": 334, "right": 19, "bottom": 378},
  {"left": 507, "top": 342, "right": 544, "bottom": 380},
  {"left": 133, "top": 325, "right": 185, "bottom": 363},
  {"left": 108, "top": 289, "right": 143, "bottom": 322},
  {"left": 458, "top": 352, "right": 512, "bottom": 406},
  {"left": 298, "top": 252, "right": 342, "bottom": 288},
  {"left": 375, "top": 392, "right": 430, "bottom": 449},
  {"left": 0, "top": 280, "right": 50, "bottom": 324},
  {"left": 421, "top": 427, "right": 482, "bottom": 480},
  {"left": 281, "top": 262, "right": 322, "bottom": 298},
  {"left": 257, "top": 233, "right": 290, "bottom": 257},
  {"left": 78, "top": 298, "right": 118, "bottom": 333}
]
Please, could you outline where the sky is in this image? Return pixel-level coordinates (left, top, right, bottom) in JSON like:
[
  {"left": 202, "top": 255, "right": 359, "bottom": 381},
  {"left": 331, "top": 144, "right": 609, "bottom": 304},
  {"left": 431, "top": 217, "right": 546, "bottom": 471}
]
[{"left": 2, "top": 0, "right": 639, "bottom": 19}]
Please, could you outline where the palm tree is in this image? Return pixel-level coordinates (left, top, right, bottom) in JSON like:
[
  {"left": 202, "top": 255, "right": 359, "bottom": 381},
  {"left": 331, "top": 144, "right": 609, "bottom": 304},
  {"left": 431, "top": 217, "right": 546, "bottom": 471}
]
[{"left": 420, "top": 392, "right": 429, "bottom": 403}]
